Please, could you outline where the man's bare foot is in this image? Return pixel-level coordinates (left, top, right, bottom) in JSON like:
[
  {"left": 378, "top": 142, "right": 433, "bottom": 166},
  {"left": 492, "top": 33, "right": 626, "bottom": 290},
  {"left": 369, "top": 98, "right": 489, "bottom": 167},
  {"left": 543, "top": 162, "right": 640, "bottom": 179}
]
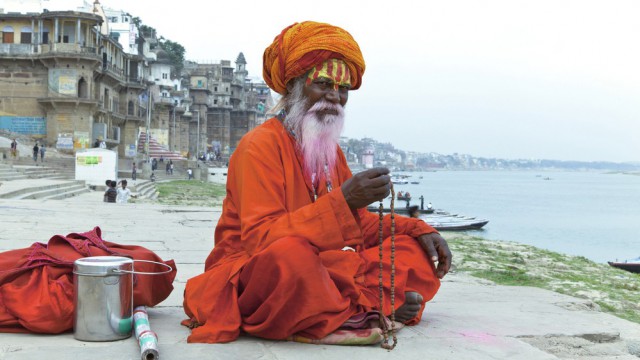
[{"left": 394, "top": 292, "right": 423, "bottom": 323}]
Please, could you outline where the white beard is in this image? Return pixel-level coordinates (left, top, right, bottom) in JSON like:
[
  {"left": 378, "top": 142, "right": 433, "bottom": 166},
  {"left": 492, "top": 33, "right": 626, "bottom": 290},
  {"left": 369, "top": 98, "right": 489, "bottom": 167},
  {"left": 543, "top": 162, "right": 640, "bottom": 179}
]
[{"left": 284, "top": 82, "right": 345, "bottom": 182}]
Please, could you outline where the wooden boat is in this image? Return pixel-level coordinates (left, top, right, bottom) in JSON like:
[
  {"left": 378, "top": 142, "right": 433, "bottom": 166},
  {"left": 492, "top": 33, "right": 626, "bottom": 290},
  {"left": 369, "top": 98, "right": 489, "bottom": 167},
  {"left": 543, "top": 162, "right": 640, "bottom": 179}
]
[
  {"left": 608, "top": 260, "right": 640, "bottom": 274},
  {"left": 367, "top": 206, "right": 434, "bottom": 215},
  {"left": 397, "top": 195, "right": 411, "bottom": 201},
  {"left": 431, "top": 220, "right": 489, "bottom": 231}
]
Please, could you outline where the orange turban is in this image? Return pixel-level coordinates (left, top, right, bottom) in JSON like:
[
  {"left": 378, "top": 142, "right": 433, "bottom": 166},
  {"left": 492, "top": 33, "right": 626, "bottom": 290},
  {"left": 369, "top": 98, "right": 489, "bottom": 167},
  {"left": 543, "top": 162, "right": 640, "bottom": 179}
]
[{"left": 263, "top": 21, "right": 366, "bottom": 95}]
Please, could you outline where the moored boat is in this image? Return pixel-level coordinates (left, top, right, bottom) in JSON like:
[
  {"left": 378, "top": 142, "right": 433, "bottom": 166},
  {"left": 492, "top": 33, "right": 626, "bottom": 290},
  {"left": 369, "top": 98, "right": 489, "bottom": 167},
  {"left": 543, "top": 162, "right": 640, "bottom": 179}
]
[
  {"left": 367, "top": 206, "right": 434, "bottom": 215},
  {"left": 608, "top": 258, "right": 640, "bottom": 274}
]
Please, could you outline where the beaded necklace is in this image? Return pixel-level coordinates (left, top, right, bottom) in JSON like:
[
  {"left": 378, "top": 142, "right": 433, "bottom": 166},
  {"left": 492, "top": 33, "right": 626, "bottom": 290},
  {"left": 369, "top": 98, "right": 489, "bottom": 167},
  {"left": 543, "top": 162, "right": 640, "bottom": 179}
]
[{"left": 379, "top": 184, "right": 397, "bottom": 350}]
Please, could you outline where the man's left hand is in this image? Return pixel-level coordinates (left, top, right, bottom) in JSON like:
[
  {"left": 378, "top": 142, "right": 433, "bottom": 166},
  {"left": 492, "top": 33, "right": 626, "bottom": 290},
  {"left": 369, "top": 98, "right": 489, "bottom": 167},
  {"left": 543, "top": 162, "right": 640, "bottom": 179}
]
[{"left": 416, "top": 233, "right": 452, "bottom": 279}]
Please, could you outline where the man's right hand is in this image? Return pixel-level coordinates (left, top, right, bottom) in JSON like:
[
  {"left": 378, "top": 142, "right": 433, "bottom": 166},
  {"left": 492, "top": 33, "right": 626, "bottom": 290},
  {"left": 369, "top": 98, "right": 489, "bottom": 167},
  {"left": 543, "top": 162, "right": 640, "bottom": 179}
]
[{"left": 341, "top": 167, "right": 391, "bottom": 209}]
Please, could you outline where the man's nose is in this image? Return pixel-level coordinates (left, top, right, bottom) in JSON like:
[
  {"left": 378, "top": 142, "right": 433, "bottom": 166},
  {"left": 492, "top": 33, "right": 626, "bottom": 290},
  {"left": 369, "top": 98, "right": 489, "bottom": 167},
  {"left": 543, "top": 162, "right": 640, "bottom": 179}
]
[{"left": 324, "top": 88, "right": 340, "bottom": 103}]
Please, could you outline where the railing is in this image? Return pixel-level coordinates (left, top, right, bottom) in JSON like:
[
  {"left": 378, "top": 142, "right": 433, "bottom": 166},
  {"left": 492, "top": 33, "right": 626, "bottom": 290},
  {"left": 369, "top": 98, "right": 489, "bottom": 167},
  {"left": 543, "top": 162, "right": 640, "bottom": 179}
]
[
  {"left": 0, "top": 44, "right": 34, "bottom": 56},
  {"left": 37, "top": 43, "right": 100, "bottom": 58},
  {"left": 102, "top": 62, "right": 124, "bottom": 78}
]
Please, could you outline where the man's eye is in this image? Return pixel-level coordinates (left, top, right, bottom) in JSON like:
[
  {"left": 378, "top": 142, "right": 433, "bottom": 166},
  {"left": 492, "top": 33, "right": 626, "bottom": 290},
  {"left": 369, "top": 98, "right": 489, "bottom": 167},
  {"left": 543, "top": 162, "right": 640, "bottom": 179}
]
[{"left": 338, "top": 85, "right": 351, "bottom": 91}]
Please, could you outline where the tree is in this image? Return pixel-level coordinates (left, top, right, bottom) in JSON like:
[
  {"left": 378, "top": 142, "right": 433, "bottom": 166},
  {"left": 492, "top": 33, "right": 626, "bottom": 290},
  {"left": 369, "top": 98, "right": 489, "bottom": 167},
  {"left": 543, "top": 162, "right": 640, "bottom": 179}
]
[
  {"left": 132, "top": 18, "right": 185, "bottom": 74},
  {"left": 159, "top": 39, "right": 185, "bottom": 75}
]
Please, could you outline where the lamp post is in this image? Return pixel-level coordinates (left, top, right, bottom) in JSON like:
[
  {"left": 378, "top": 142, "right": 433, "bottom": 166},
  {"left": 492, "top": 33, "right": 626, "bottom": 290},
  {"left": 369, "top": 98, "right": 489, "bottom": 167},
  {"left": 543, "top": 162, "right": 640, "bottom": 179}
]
[
  {"left": 193, "top": 108, "right": 199, "bottom": 160},
  {"left": 172, "top": 105, "right": 176, "bottom": 153}
]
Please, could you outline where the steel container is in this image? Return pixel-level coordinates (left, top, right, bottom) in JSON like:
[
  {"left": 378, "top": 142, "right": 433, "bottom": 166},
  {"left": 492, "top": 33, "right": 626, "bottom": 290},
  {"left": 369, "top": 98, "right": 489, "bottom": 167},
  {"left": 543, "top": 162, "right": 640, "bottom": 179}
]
[{"left": 73, "top": 256, "right": 133, "bottom": 341}]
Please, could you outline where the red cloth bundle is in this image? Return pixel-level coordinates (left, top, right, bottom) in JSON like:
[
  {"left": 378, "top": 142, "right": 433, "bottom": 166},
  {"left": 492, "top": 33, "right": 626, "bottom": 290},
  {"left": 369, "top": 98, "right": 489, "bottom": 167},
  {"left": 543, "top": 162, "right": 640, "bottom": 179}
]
[{"left": 0, "top": 226, "right": 176, "bottom": 334}]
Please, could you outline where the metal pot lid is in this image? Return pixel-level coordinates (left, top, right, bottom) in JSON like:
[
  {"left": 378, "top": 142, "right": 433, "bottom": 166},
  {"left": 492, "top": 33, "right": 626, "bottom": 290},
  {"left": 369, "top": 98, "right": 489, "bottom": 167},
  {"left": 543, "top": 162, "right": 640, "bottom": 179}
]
[{"left": 73, "top": 256, "right": 133, "bottom": 276}]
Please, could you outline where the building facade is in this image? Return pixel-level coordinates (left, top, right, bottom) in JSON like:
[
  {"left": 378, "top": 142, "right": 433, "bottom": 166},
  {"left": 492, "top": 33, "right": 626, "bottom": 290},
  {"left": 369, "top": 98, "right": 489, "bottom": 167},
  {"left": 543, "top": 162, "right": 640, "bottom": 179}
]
[{"left": 1, "top": 1, "right": 272, "bottom": 163}]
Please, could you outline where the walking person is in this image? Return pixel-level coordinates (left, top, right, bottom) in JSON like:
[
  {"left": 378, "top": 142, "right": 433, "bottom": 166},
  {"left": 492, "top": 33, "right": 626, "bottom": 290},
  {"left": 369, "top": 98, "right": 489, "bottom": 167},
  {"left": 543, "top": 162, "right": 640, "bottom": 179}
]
[
  {"left": 10, "top": 139, "right": 17, "bottom": 158},
  {"left": 132, "top": 162, "right": 137, "bottom": 181},
  {"left": 116, "top": 179, "right": 135, "bottom": 203},
  {"left": 187, "top": 168, "right": 193, "bottom": 180},
  {"left": 32, "top": 143, "right": 39, "bottom": 163},
  {"left": 39, "top": 144, "right": 46, "bottom": 162},
  {"left": 104, "top": 180, "right": 117, "bottom": 203}
]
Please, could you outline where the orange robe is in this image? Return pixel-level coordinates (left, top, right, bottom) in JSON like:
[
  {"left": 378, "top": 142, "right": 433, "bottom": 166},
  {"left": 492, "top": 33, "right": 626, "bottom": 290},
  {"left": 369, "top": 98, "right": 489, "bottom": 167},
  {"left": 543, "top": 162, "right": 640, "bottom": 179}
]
[{"left": 182, "top": 118, "right": 440, "bottom": 343}]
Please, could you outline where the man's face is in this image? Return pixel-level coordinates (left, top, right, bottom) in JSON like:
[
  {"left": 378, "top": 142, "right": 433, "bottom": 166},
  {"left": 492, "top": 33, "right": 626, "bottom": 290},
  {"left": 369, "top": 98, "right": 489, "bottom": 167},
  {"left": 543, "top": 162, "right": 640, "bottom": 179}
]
[{"left": 302, "top": 59, "right": 350, "bottom": 115}]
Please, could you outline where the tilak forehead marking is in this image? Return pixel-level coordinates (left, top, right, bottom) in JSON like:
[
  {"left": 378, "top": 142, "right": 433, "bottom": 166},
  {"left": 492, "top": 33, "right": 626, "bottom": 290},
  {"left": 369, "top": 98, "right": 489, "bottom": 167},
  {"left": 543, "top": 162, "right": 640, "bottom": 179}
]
[{"left": 306, "top": 59, "right": 352, "bottom": 90}]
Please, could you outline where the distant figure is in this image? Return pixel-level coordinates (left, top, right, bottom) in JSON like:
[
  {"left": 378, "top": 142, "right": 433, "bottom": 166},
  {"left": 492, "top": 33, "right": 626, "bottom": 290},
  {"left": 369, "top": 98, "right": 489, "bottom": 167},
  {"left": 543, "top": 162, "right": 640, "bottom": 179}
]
[
  {"left": 397, "top": 191, "right": 404, "bottom": 198},
  {"left": 150, "top": 172, "right": 156, "bottom": 182},
  {"left": 419, "top": 195, "right": 425, "bottom": 210},
  {"left": 160, "top": 156, "right": 164, "bottom": 163},
  {"left": 104, "top": 180, "right": 117, "bottom": 203},
  {"left": 151, "top": 158, "right": 158, "bottom": 171},
  {"left": 408, "top": 205, "right": 421, "bottom": 218},
  {"left": 116, "top": 179, "right": 134, "bottom": 203},
  {"left": 103, "top": 179, "right": 111, "bottom": 202},
  {"left": 166, "top": 161, "right": 171, "bottom": 175},
  {"left": 187, "top": 168, "right": 193, "bottom": 180},
  {"left": 427, "top": 202, "right": 433, "bottom": 210},
  {"left": 99, "top": 139, "right": 107, "bottom": 149},
  {"left": 169, "top": 160, "right": 174, "bottom": 175},
  {"left": 94, "top": 138, "right": 100, "bottom": 148},
  {"left": 132, "top": 163, "right": 137, "bottom": 181},
  {"left": 32, "top": 143, "right": 39, "bottom": 162},
  {"left": 39, "top": 144, "right": 45, "bottom": 162},
  {"left": 10, "top": 139, "right": 17, "bottom": 158}
]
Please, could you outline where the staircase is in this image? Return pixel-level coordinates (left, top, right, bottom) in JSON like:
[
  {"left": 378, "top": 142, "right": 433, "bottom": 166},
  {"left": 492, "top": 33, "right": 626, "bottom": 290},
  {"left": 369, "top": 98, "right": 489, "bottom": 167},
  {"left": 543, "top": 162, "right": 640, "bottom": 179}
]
[
  {"left": 133, "top": 180, "right": 159, "bottom": 200},
  {"left": 0, "top": 180, "right": 90, "bottom": 200},
  {"left": 0, "top": 163, "right": 28, "bottom": 181},
  {"left": 4, "top": 156, "right": 76, "bottom": 179},
  {"left": 137, "top": 133, "right": 186, "bottom": 161}
]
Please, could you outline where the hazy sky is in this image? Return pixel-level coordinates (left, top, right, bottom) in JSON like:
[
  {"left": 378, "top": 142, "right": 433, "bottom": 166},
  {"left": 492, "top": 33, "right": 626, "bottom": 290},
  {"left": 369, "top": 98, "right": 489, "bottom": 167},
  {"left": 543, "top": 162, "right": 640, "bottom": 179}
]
[{"left": 48, "top": 0, "right": 640, "bottom": 162}]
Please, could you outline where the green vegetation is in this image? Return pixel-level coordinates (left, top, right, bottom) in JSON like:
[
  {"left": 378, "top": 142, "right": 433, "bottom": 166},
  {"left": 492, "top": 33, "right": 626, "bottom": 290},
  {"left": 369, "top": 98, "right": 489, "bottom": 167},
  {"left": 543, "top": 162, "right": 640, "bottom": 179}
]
[
  {"left": 132, "top": 17, "right": 186, "bottom": 74},
  {"left": 447, "top": 235, "right": 640, "bottom": 324},
  {"left": 153, "top": 180, "right": 226, "bottom": 207}
]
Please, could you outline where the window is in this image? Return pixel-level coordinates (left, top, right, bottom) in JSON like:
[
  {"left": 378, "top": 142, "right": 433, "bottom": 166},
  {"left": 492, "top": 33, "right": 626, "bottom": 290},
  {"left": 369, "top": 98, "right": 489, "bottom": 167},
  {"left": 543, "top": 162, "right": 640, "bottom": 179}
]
[
  {"left": 42, "top": 27, "right": 50, "bottom": 44},
  {"left": 162, "top": 73, "right": 168, "bottom": 79},
  {"left": 214, "top": 86, "right": 218, "bottom": 92},
  {"left": 20, "top": 26, "right": 32, "bottom": 44},
  {"left": 2, "top": 26, "right": 14, "bottom": 44},
  {"left": 214, "top": 99, "right": 218, "bottom": 105},
  {"left": 197, "top": 80, "right": 203, "bottom": 87}
]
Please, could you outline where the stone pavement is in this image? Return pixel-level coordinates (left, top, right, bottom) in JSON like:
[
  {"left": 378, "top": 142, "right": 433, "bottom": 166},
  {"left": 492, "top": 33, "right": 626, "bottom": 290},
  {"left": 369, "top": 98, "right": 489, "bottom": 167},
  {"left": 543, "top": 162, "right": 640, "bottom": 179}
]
[{"left": 1, "top": 185, "right": 640, "bottom": 359}]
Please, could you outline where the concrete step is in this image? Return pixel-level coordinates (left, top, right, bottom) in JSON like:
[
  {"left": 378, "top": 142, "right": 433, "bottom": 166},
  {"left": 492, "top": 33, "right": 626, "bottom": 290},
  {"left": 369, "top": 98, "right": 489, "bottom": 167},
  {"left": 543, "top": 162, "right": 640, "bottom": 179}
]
[
  {"left": 0, "top": 173, "right": 29, "bottom": 181},
  {"left": 0, "top": 181, "right": 85, "bottom": 199},
  {"left": 39, "top": 185, "right": 91, "bottom": 200},
  {"left": 133, "top": 180, "right": 158, "bottom": 200}
]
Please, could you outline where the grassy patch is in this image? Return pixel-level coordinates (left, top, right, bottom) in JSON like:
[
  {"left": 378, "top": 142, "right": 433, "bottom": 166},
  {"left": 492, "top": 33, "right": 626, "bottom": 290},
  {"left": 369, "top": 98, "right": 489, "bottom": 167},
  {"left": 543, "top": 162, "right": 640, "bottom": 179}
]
[
  {"left": 446, "top": 234, "right": 640, "bottom": 324},
  {"left": 153, "top": 180, "right": 226, "bottom": 207}
]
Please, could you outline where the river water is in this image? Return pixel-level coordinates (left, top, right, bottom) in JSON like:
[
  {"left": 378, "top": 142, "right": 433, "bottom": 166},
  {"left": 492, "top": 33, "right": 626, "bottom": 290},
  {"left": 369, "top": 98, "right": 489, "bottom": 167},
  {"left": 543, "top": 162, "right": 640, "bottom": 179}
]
[{"left": 386, "top": 170, "right": 640, "bottom": 264}]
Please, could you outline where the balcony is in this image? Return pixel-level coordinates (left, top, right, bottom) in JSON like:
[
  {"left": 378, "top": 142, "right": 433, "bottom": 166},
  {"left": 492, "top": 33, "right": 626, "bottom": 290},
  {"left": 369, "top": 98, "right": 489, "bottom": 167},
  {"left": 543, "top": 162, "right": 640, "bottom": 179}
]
[
  {"left": 102, "top": 62, "right": 124, "bottom": 80},
  {"left": 38, "top": 43, "right": 101, "bottom": 62},
  {"left": 0, "top": 44, "right": 35, "bottom": 56}
]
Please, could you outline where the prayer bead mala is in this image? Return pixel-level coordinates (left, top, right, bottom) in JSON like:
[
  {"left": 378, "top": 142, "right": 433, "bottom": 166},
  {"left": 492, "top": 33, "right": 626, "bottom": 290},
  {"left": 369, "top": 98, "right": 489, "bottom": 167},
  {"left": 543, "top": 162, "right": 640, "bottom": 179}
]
[{"left": 378, "top": 183, "right": 397, "bottom": 350}]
